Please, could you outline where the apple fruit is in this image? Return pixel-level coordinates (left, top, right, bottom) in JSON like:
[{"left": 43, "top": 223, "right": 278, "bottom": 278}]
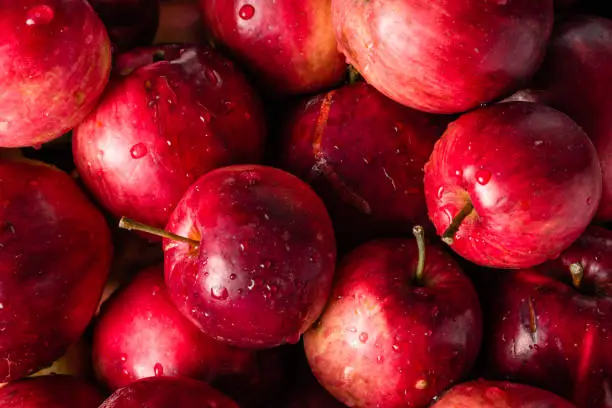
[
  {"left": 73, "top": 44, "right": 266, "bottom": 231},
  {"left": 89, "top": 0, "right": 160, "bottom": 53},
  {"left": 424, "top": 101, "right": 602, "bottom": 269},
  {"left": 280, "top": 82, "right": 444, "bottom": 249},
  {"left": 480, "top": 225, "right": 612, "bottom": 408},
  {"left": 93, "top": 264, "right": 257, "bottom": 390},
  {"left": 0, "top": 375, "right": 103, "bottom": 407},
  {"left": 199, "top": 0, "right": 346, "bottom": 96},
  {"left": 0, "top": 158, "right": 112, "bottom": 382},
  {"left": 153, "top": 0, "right": 208, "bottom": 45},
  {"left": 99, "top": 376, "right": 238, "bottom": 407},
  {"left": 0, "top": 0, "right": 111, "bottom": 148},
  {"left": 303, "top": 226, "right": 482, "bottom": 408},
  {"left": 430, "top": 380, "right": 577, "bottom": 408}
]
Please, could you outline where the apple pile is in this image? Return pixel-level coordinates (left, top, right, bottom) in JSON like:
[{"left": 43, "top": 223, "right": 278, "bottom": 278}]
[{"left": 2, "top": 0, "right": 612, "bottom": 407}]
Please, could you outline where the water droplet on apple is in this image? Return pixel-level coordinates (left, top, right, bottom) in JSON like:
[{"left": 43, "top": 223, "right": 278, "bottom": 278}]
[
  {"left": 153, "top": 363, "right": 164, "bottom": 376},
  {"left": 475, "top": 169, "right": 492, "bottom": 185},
  {"left": 348, "top": 326, "right": 357, "bottom": 333},
  {"left": 119, "top": 354, "right": 128, "bottom": 362},
  {"left": 210, "top": 286, "right": 229, "bottom": 300},
  {"left": 359, "top": 332, "right": 369, "bottom": 343},
  {"left": 436, "top": 186, "right": 444, "bottom": 198},
  {"left": 239, "top": 4, "right": 255, "bottom": 20},
  {"left": 130, "top": 143, "right": 148, "bottom": 159},
  {"left": 229, "top": 273, "right": 237, "bottom": 280},
  {"left": 122, "top": 368, "right": 129, "bottom": 375},
  {"left": 377, "top": 355, "right": 384, "bottom": 364},
  {"left": 392, "top": 344, "right": 400, "bottom": 352},
  {"left": 223, "top": 100, "right": 237, "bottom": 113},
  {"left": 25, "top": 5, "right": 55, "bottom": 26},
  {"left": 260, "top": 260, "right": 272, "bottom": 269},
  {"left": 248, "top": 279, "right": 256, "bottom": 290}
]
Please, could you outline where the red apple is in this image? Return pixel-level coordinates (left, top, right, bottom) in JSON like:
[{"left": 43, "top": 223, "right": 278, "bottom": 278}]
[
  {"left": 0, "top": 158, "right": 112, "bottom": 382},
  {"left": 73, "top": 44, "right": 266, "bottom": 231},
  {"left": 280, "top": 82, "right": 444, "bottom": 249},
  {"left": 303, "top": 227, "right": 482, "bottom": 408},
  {"left": 331, "top": 0, "right": 553, "bottom": 114},
  {"left": 99, "top": 376, "right": 238, "bottom": 407},
  {"left": 153, "top": 164, "right": 336, "bottom": 349},
  {"left": 431, "top": 380, "right": 577, "bottom": 408},
  {"left": 424, "top": 102, "right": 602, "bottom": 269},
  {"left": 480, "top": 225, "right": 612, "bottom": 408},
  {"left": 89, "top": 0, "right": 160, "bottom": 53},
  {"left": 0, "top": 0, "right": 111, "bottom": 147},
  {"left": 93, "top": 264, "right": 256, "bottom": 390},
  {"left": 0, "top": 375, "right": 103, "bottom": 407},
  {"left": 199, "top": 0, "right": 346, "bottom": 96}
]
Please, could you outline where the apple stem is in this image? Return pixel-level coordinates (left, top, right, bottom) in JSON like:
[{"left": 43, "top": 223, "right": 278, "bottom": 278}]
[
  {"left": 412, "top": 225, "right": 426, "bottom": 284},
  {"left": 118, "top": 217, "right": 200, "bottom": 248},
  {"left": 442, "top": 201, "right": 474, "bottom": 245},
  {"left": 570, "top": 263, "right": 584, "bottom": 289},
  {"left": 347, "top": 65, "right": 362, "bottom": 85}
]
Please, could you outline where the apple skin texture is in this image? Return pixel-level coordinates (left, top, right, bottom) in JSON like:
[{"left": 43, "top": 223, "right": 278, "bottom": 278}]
[
  {"left": 0, "top": 0, "right": 111, "bottom": 148},
  {"left": 0, "top": 158, "right": 112, "bottom": 382},
  {"left": 481, "top": 226, "right": 612, "bottom": 408},
  {"left": 431, "top": 380, "right": 577, "bottom": 408},
  {"left": 331, "top": 0, "right": 553, "bottom": 114},
  {"left": 0, "top": 375, "right": 104, "bottom": 408},
  {"left": 304, "top": 238, "right": 482, "bottom": 408},
  {"left": 164, "top": 164, "right": 337, "bottom": 349},
  {"left": 73, "top": 44, "right": 266, "bottom": 230},
  {"left": 424, "top": 102, "right": 602, "bottom": 269}
]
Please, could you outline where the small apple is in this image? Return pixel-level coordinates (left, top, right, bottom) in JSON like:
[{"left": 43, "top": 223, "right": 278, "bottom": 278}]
[
  {"left": 0, "top": 375, "right": 103, "bottom": 408},
  {"left": 424, "top": 102, "right": 602, "bottom": 269},
  {"left": 303, "top": 226, "right": 482, "bottom": 407}
]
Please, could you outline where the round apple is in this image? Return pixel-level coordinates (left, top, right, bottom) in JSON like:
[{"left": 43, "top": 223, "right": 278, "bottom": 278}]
[{"left": 0, "top": 375, "right": 103, "bottom": 407}]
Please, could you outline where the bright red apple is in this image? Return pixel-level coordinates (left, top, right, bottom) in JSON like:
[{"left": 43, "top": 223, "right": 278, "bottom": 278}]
[
  {"left": 480, "top": 225, "right": 612, "bottom": 408},
  {"left": 331, "top": 0, "right": 553, "bottom": 113},
  {"left": 0, "top": 375, "right": 103, "bottom": 407},
  {"left": 199, "top": 0, "right": 346, "bottom": 96},
  {"left": 0, "top": 0, "right": 111, "bottom": 147},
  {"left": 424, "top": 102, "right": 602, "bottom": 269},
  {"left": 280, "top": 82, "right": 444, "bottom": 249},
  {"left": 73, "top": 44, "right": 266, "bottom": 231},
  {"left": 99, "top": 376, "right": 238, "bottom": 407},
  {"left": 430, "top": 380, "right": 577, "bottom": 408},
  {"left": 303, "top": 227, "right": 482, "bottom": 408},
  {"left": 0, "top": 158, "right": 112, "bottom": 382}
]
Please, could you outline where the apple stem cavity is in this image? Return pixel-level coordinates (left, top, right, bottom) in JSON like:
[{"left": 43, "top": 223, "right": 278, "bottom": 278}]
[
  {"left": 347, "top": 65, "right": 362, "bottom": 85},
  {"left": 118, "top": 216, "right": 200, "bottom": 248},
  {"left": 570, "top": 262, "right": 584, "bottom": 289},
  {"left": 442, "top": 201, "right": 474, "bottom": 245},
  {"left": 412, "top": 225, "right": 426, "bottom": 284}
]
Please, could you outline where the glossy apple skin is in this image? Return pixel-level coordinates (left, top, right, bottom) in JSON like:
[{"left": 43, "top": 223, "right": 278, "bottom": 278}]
[
  {"left": 199, "top": 0, "right": 346, "bottom": 96},
  {"left": 431, "top": 380, "right": 577, "bottom": 408},
  {"left": 99, "top": 376, "right": 238, "bottom": 407},
  {"left": 303, "top": 239, "right": 482, "bottom": 408},
  {"left": 0, "top": 158, "right": 113, "bottom": 382},
  {"left": 89, "top": 0, "right": 160, "bottom": 53},
  {"left": 281, "top": 82, "right": 443, "bottom": 249},
  {"left": 424, "top": 102, "right": 602, "bottom": 269},
  {"left": 0, "top": 375, "right": 103, "bottom": 407},
  {"left": 73, "top": 44, "right": 266, "bottom": 231},
  {"left": 331, "top": 0, "right": 553, "bottom": 114},
  {"left": 93, "top": 265, "right": 257, "bottom": 390},
  {"left": 0, "top": 0, "right": 111, "bottom": 147},
  {"left": 164, "top": 164, "right": 337, "bottom": 349},
  {"left": 480, "top": 226, "right": 612, "bottom": 408}
]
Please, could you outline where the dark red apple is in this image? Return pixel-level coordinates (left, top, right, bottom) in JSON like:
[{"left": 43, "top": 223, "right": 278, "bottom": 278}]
[
  {"left": 99, "top": 376, "right": 238, "bottom": 407},
  {"left": 424, "top": 102, "right": 602, "bottom": 269},
  {"left": 280, "top": 82, "right": 444, "bottom": 248},
  {"left": 430, "top": 380, "right": 577, "bottom": 408},
  {"left": 0, "top": 0, "right": 111, "bottom": 147},
  {"left": 331, "top": 0, "right": 553, "bottom": 113},
  {"left": 0, "top": 158, "right": 112, "bottom": 382},
  {"left": 199, "top": 0, "right": 346, "bottom": 96},
  {"left": 0, "top": 375, "right": 103, "bottom": 407},
  {"left": 153, "top": 164, "right": 336, "bottom": 349},
  {"left": 73, "top": 44, "right": 266, "bottom": 231},
  {"left": 480, "top": 225, "right": 612, "bottom": 408},
  {"left": 303, "top": 227, "right": 482, "bottom": 408},
  {"left": 89, "top": 0, "right": 160, "bottom": 53}
]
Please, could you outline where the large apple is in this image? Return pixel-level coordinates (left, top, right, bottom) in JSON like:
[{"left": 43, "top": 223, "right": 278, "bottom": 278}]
[
  {"left": 280, "top": 82, "right": 444, "bottom": 249},
  {"left": 424, "top": 102, "right": 602, "bottom": 269},
  {"left": 199, "top": 0, "right": 346, "bottom": 96},
  {"left": 303, "top": 227, "right": 482, "bottom": 407},
  {"left": 0, "top": 158, "right": 112, "bottom": 382},
  {"left": 331, "top": 0, "right": 553, "bottom": 113},
  {"left": 73, "top": 44, "right": 266, "bottom": 231},
  {"left": 0, "top": 0, "right": 111, "bottom": 147},
  {"left": 0, "top": 375, "right": 103, "bottom": 407},
  {"left": 480, "top": 225, "right": 612, "bottom": 408}
]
